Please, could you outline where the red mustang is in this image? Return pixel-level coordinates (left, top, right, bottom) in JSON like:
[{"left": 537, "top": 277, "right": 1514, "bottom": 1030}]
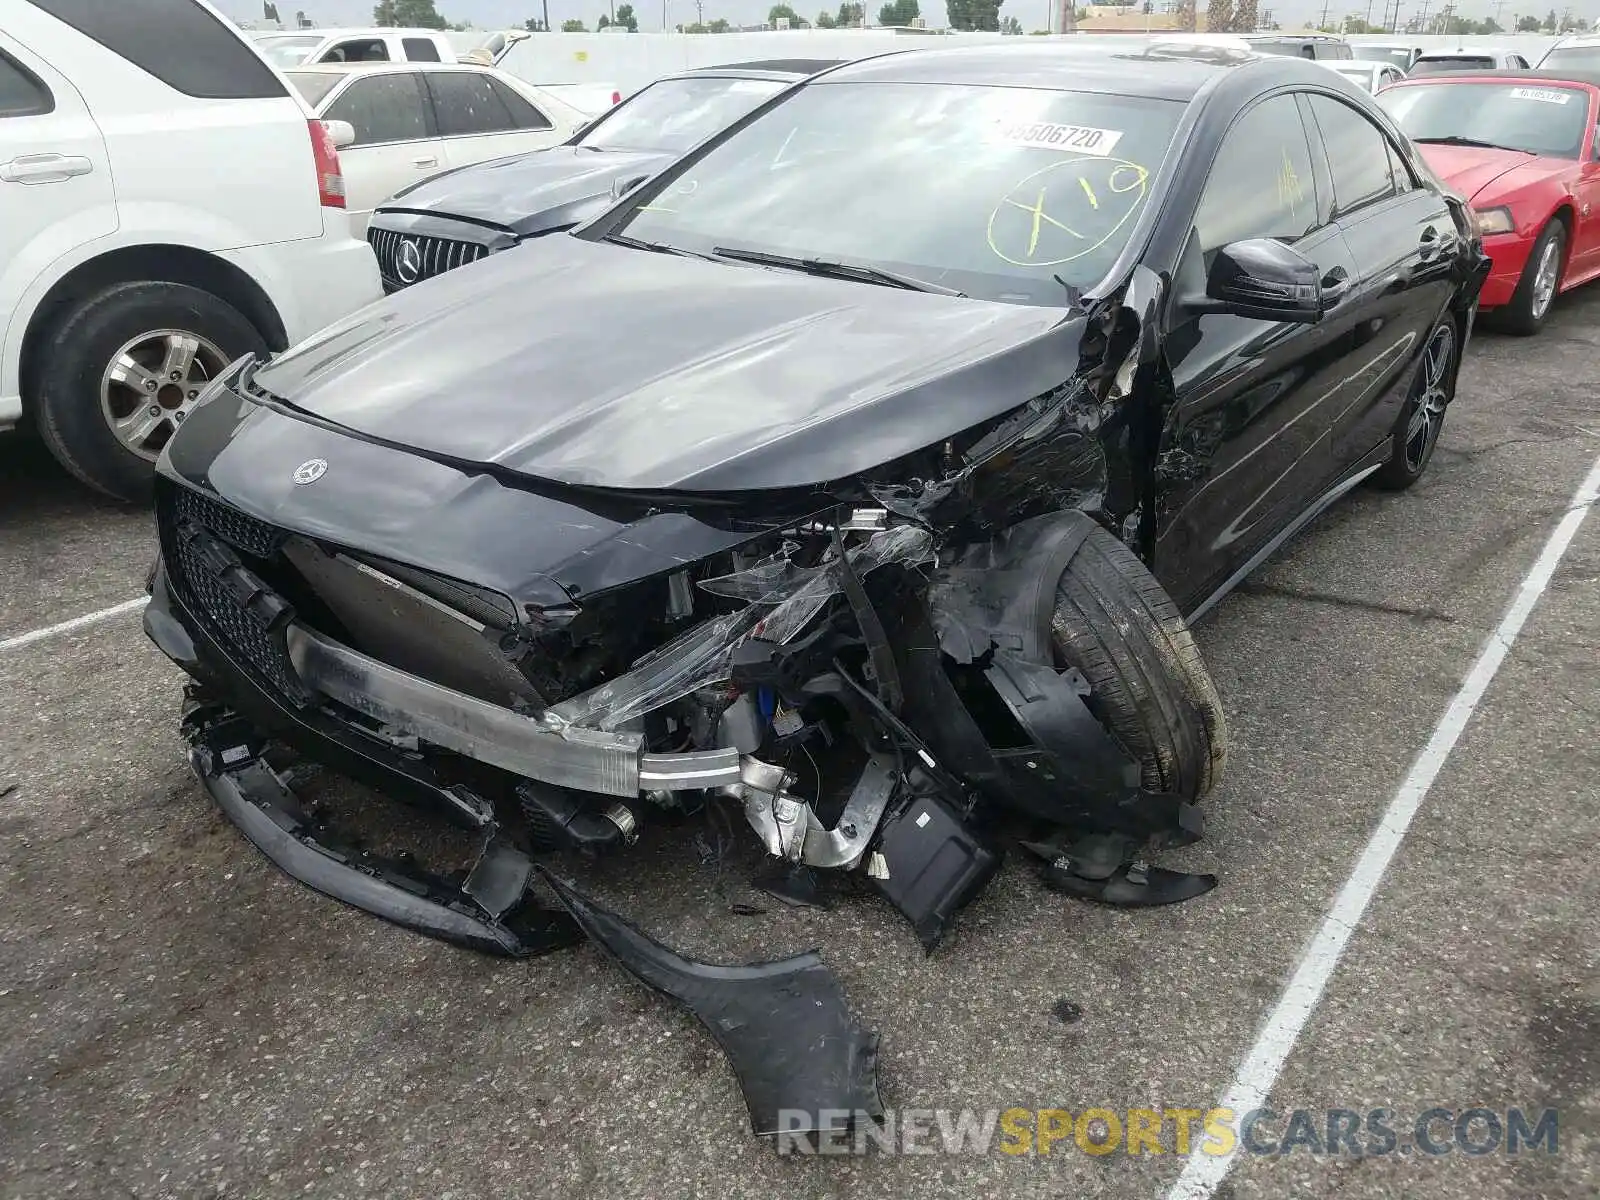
[{"left": 1379, "top": 70, "right": 1600, "bottom": 334}]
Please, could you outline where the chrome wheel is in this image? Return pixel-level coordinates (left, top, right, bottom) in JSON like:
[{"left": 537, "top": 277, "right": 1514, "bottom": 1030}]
[
  {"left": 1530, "top": 233, "right": 1561, "bottom": 321},
  {"left": 99, "top": 329, "right": 229, "bottom": 462},
  {"left": 1403, "top": 323, "right": 1455, "bottom": 473}
]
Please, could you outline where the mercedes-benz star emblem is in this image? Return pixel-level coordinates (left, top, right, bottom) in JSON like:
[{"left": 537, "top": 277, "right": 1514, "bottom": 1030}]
[
  {"left": 292, "top": 458, "right": 328, "bottom": 486},
  {"left": 396, "top": 238, "right": 423, "bottom": 284}
]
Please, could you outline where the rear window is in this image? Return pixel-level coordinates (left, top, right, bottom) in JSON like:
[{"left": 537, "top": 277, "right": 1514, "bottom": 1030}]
[
  {"left": 1409, "top": 56, "right": 1494, "bottom": 75},
  {"left": 253, "top": 33, "right": 321, "bottom": 69},
  {"left": 26, "top": 0, "right": 287, "bottom": 100},
  {"left": 402, "top": 37, "right": 442, "bottom": 62},
  {"left": 286, "top": 71, "right": 342, "bottom": 108}
]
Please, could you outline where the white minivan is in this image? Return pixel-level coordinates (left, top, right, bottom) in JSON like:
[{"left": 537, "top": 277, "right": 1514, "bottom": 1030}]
[{"left": 0, "top": 0, "right": 381, "bottom": 502}]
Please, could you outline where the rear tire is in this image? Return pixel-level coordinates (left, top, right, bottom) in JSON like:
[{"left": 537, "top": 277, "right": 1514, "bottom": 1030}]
[
  {"left": 1049, "top": 526, "right": 1228, "bottom": 802},
  {"left": 34, "top": 281, "right": 266, "bottom": 503},
  {"left": 1497, "top": 219, "right": 1565, "bottom": 337}
]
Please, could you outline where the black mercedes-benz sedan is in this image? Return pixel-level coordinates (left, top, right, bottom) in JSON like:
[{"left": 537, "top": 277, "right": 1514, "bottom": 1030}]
[
  {"left": 364, "top": 59, "right": 844, "bottom": 291},
  {"left": 146, "top": 44, "right": 1488, "bottom": 963}
]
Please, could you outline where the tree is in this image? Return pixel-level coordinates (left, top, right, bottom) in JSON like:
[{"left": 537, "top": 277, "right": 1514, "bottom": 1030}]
[
  {"left": 1517, "top": 14, "right": 1541, "bottom": 29},
  {"left": 708, "top": 16, "right": 732, "bottom": 29},
  {"left": 816, "top": 8, "right": 837, "bottom": 23},
  {"left": 524, "top": 16, "right": 547, "bottom": 28},
  {"left": 615, "top": 2, "right": 639, "bottom": 27},
  {"left": 1203, "top": 0, "right": 1233, "bottom": 33},
  {"left": 769, "top": 2, "right": 798, "bottom": 21},
  {"left": 945, "top": 0, "right": 1001, "bottom": 30},
  {"left": 878, "top": 0, "right": 918, "bottom": 23},
  {"left": 561, "top": 17, "right": 587, "bottom": 29},
  {"left": 1000, "top": 12, "right": 1023, "bottom": 30},
  {"left": 1544, "top": 8, "right": 1558, "bottom": 30},
  {"left": 836, "top": 1, "right": 864, "bottom": 25},
  {"left": 372, "top": 0, "right": 448, "bottom": 27}
]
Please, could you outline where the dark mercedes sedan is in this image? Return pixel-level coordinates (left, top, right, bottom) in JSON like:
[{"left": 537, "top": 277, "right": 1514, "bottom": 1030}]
[
  {"left": 146, "top": 46, "right": 1488, "bottom": 970},
  {"left": 364, "top": 59, "right": 843, "bottom": 291}
]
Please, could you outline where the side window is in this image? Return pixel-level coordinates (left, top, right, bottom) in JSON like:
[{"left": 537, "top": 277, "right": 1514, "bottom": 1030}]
[
  {"left": 1307, "top": 95, "right": 1398, "bottom": 218},
  {"left": 402, "top": 37, "right": 442, "bottom": 62},
  {"left": 489, "top": 79, "right": 552, "bottom": 130},
  {"left": 1386, "top": 141, "right": 1413, "bottom": 193},
  {"left": 1511, "top": 55, "right": 1530, "bottom": 69},
  {"left": 324, "top": 73, "right": 430, "bottom": 146},
  {"left": 428, "top": 72, "right": 517, "bottom": 136},
  {"left": 1194, "top": 94, "right": 1321, "bottom": 262},
  {"left": 0, "top": 49, "right": 53, "bottom": 117},
  {"left": 25, "top": 0, "right": 286, "bottom": 99},
  {"left": 326, "top": 39, "right": 389, "bottom": 63}
]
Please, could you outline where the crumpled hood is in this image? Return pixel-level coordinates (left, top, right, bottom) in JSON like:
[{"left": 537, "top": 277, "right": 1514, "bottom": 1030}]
[
  {"left": 249, "top": 234, "right": 1081, "bottom": 492},
  {"left": 378, "top": 145, "right": 671, "bottom": 236},
  {"left": 1414, "top": 144, "right": 1571, "bottom": 205}
]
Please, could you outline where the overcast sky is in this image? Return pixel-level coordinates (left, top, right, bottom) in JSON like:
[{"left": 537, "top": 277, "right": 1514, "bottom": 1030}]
[{"left": 216, "top": 0, "right": 1574, "bottom": 34}]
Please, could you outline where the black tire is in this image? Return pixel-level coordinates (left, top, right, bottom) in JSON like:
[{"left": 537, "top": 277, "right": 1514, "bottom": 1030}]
[
  {"left": 1049, "top": 526, "right": 1228, "bottom": 802},
  {"left": 1372, "top": 315, "right": 1459, "bottom": 491},
  {"left": 34, "top": 281, "right": 267, "bottom": 503},
  {"left": 1497, "top": 218, "right": 1565, "bottom": 337}
]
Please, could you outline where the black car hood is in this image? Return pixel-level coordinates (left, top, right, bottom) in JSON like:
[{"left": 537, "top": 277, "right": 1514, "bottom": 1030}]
[
  {"left": 250, "top": 234, "right": 1083, "bottom": 492},
  {"left": 379, "top": 145, "right": 673, "bottom": 237}
]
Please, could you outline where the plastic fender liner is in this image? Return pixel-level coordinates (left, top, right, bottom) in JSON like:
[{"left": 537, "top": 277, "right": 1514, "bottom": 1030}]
[{"left": 538, "top": 872, "right": 886, "bottom": 1138}]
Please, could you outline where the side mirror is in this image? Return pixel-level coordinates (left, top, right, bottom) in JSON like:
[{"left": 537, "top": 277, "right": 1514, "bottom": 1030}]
[
  {"left": 1190, "top": 237, "right": 1324, "bottom": 324},
  {"left": 324, "top": 119, "right": 357, "bottom": 149}
]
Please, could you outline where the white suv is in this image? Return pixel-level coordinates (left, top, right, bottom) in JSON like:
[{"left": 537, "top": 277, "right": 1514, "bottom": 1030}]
[{"left": 0, "top": 0, "right": 381, "bottom": 502}]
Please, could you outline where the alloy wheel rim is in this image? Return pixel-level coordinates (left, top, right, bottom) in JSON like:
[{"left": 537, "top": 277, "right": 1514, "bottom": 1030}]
[
  {"left": 1404, "top": 324, "right": 1455, "bottom": 473},
  {"left": 99, "top": 329, "right": 230, "bottom": 462},
  {"left": 1531, "top": 236, "right": 1561, "bottom": 320}
]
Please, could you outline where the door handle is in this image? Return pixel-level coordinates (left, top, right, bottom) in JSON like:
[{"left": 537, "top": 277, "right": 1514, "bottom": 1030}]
[
  {"left": 1319, "top": 267, "right": 1352, "bottom": 309},
  {"left": 412, "top": 155, "right": 438, "bottom": 168},
  {"left": 0, "top": 153, "right": 93, "bottom": 184},
  {"left": 1418, "top": 225, "right": 1457, "bottom": 259}
]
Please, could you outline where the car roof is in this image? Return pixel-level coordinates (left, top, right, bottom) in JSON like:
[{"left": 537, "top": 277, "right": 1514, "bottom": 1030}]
[
  {"left": 677, "top": 59, "right": 846, "bottom": 79},
  {"left": 285, "top": 61, "right": 490, "bottom": 76},
  {"left": 817, "top": 41, "right": 1293, "bottom": 100},
  {"left": 1387, "top": 68, "right": 1600, "bottom": 88},
  {"left": 256, "top": 27, "right": 445, "bottom": 37},
  {"left": 1415, "top": 47, "right": 1517, "bottom": 57}
]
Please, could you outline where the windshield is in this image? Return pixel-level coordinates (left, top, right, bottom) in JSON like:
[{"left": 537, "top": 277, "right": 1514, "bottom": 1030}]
[
  {"left": 285, "top": 71, "right": 342, "bottom": 108},
  {"left": 577, "top": 76, "right": 789, "bottom": 153},
  {"left": 609, "top": 81, "right": 1183, "bottom": 306},
  {"left": 1540, "top": 45, "right": 1600, "bottom": 71},
  {"left": 1409, "top": 56, "right": 1495, "bottom": 75},
  {"left": 1380, "top": 82, "right": 1591, "bottom": 156},
  {"left": 253, "top": 34, "right": 321, "bottom": 69}
]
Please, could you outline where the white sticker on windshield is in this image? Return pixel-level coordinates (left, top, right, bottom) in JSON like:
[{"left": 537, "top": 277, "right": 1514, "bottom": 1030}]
[
  {"left": 1509, "top": 87, "right": 1572, "bottom": 104},
  {"left": 991, "top": 121, "right": 1125, "bottom": 156}
]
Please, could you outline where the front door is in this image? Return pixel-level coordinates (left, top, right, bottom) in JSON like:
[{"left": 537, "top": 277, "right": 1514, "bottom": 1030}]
[{"left": 1154, "top": 91, "right": 1359, "bottom": 614}]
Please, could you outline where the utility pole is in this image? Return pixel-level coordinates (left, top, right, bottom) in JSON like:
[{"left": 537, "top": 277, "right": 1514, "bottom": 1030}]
[
  {"left": 1414, "top": 0, "right": 1429, "bottom": 32},
  {"left": 1319, "top": 0, "right": 1330, "bottom": 26}
]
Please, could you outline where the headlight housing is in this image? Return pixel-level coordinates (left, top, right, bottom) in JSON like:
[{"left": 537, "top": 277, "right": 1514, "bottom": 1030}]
[{"left": 1474, "top": 206, "right": 1516, "bottom": 236}]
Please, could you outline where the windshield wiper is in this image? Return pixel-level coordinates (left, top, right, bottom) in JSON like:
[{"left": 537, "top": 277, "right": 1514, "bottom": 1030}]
[
  {"left": 601, "top": 232, "right": 724, "bottom": 261},
  {"left": 710, "top": 246, "right": 965, "bottom": 297},
  {"left": 1413, "top": 135, "right": 1532, "bottom": 154}
]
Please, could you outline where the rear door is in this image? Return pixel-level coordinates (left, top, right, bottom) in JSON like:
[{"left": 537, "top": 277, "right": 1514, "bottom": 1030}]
[
  {"left": 425, "top": 70, "right": 565, "bottom": 172},
  {"left": 1303, "top": 92, "right": 1456, "bottom": 475},
  {"left": 1155, "top": 91, "right": 1358, "bottom": 611},
  {"left": 320, "top": 70, "right": 437, "bottom": 231}
]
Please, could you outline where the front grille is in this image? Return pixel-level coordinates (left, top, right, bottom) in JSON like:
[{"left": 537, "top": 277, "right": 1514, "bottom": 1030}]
[
  {"left": 368, "top": 226, "right": 489, "bottom": 289},
  {"left": 158, "top": 488, "right": 307, "bottom": 704}
]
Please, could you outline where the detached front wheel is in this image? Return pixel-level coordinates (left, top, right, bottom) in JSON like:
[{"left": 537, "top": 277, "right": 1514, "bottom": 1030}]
[{"left": 1048, "top": 526, "right": 1228, "bottom": 802}]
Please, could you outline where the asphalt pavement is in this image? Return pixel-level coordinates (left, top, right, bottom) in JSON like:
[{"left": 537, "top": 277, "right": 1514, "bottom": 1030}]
[{"left": 0, "top": 294, "right": 1596, "bottom": 1200}]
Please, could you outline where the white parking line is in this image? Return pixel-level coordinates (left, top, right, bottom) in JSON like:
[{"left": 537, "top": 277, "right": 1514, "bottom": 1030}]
[
  {"left": 1167, "top": 448, "right": 1600, "bottom": 1200},
  {"left": 0, "top": 596, "right": 148, "bottom": 653}
]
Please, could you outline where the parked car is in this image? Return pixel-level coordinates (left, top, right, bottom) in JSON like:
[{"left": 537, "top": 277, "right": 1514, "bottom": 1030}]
[
  {"left": 250, "top": 27, "right": 457, "bottom": 69},
  {"left": 284, "top": 63, "right": 587, "bottom": 233},
  {"left": 1349, "top": 40, "right": 1425, "bottom": 71},
  {"left": 1380, "top": 69, "right": 1600, "bottom": 333},
  {"left": 1242, "top": 33, "right": 1355, "bottom": 59},
  {"left": 1536, "top": 33, "right": 1600, "bottom": 71},
  {"left": 1325, "top": 59, "right": 1408, "bottom": 92},
  {"left": 1409, "top": 47, "right": 1532, "bottom": 75},
  {"left": 144, "top": 45, "right": 1487, "bottom": 958},
  {"left": 0, "top": 0, "right": 379, "bottom": 502},
  {"left": 365, "top": 60, "right": 842, "bottom": 291}
]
